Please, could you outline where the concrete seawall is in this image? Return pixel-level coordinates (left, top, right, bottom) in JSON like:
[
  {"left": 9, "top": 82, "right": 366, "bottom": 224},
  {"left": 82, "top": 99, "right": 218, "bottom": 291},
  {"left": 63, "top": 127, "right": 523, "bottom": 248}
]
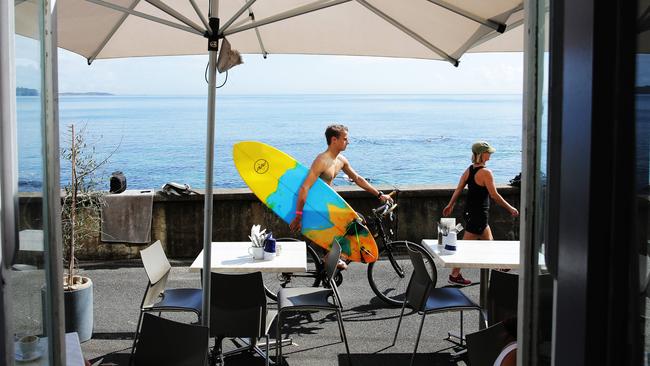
[{"left": 17, "top": 185, "right": 520, "bottom": 261}]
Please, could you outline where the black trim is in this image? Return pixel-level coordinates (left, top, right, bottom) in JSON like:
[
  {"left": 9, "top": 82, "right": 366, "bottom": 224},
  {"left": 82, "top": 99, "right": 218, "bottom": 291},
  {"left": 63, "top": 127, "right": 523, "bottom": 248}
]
[
  {"left": 552, "top": 0, "right": 640, "bottom": 365},
  {"left": 207, "top": 17, "right": 220, "bottom": 51},
  {"left": 545, "top": 0, "right": 563, "bottom": 280}
]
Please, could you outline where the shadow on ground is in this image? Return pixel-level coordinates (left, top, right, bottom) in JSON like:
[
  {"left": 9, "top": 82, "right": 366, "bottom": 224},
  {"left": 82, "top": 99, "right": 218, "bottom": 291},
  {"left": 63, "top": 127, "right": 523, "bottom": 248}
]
[
  {"left": 90, "top": 351, "right": 275, "bottom": 366},
  {"left": 337, "top": 352, "right": 460, "bottom": 366},
  {"left": 90, "top": 351, "right": 463, "bottom": 366},
  {"left": 89, "top": 352, "right": 131, "bottom": 366}
]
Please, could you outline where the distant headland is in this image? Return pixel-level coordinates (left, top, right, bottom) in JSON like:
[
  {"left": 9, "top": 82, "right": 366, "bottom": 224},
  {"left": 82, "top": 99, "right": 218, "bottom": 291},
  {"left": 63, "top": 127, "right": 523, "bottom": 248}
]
[
  {"left": 16, "top": 87, "right": 114, "bottom": 96},
  {"left": 16, "top": 87, "right": 38, "bottom": 96}
]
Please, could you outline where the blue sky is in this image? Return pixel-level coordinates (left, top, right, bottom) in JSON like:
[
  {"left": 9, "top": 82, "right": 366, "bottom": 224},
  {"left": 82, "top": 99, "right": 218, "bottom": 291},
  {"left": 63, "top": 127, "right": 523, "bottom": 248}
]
[
  {"left": 16, "top": 33, "right": 650, "bottom": 95},
  {"left": 55, "top": 48, "right": 525, "bottom": 95},
  {"left": 16, "top": 35, "right": 529, "bottom": 95}
]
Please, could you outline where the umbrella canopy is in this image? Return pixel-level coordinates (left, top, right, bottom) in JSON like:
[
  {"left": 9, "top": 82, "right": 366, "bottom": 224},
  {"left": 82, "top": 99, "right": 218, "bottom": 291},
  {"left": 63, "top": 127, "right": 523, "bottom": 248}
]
[
  {"left": 17, "top": 0, "right": 526, "bottom": 327},
  {"left": 50, "top": 0, "right": 523, "bottom": 65}
]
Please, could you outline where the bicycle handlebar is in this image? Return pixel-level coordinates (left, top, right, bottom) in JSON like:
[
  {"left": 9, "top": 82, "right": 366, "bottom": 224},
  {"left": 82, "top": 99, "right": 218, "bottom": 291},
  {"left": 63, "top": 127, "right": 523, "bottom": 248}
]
[{"left": 372, "top": 191, "right": 398, "bottom": 217}]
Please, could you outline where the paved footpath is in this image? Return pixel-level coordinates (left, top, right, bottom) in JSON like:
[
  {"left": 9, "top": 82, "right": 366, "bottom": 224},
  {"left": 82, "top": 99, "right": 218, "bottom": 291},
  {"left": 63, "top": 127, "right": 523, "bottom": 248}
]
[{"left": 32, "top": 260, "right": 483, "bottom": 365}]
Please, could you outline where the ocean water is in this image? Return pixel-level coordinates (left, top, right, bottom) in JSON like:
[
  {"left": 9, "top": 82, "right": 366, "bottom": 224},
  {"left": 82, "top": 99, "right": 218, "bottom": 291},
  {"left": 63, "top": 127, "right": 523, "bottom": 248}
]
[{"left": 17, "top": 94, "right": 523, "bottom": 191}]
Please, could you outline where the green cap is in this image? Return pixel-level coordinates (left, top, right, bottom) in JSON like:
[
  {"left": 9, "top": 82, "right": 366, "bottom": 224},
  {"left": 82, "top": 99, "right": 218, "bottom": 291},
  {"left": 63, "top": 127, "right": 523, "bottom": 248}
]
[{"left": 472, "top": 141, "right": 496, "bottom": 155}]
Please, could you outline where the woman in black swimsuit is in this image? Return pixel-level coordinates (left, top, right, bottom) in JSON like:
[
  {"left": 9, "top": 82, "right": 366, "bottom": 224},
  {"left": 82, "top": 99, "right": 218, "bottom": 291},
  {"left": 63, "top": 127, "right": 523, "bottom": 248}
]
[{"left": 442, "top": 141, "right": 519, "bottom": 286}]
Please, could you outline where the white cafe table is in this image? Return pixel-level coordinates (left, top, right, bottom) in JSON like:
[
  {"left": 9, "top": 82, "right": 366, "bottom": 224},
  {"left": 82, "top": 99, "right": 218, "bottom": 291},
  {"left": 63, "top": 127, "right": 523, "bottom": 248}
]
[
  {"left": 422, "top": 239, "right": 520, "bottom": 327},
  {"left": 189, "top": 241, "right": 307, "bottom": 354},
  {"left": 189, "top": 241, "right": 307, "bottom": 273}
]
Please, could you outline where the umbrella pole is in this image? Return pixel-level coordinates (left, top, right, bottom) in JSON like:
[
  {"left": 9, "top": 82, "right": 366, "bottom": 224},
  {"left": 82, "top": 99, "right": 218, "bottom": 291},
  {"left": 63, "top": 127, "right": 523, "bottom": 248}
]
[{"left": 201, "top": 14, "right": 219, "bottom": 327}]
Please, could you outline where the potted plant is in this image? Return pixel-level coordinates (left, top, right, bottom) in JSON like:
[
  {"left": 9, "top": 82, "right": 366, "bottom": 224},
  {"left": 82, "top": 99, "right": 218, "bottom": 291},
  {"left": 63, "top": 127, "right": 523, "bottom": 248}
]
[{"left": 58, "top": 124, "right": 114, "bottom": 342}]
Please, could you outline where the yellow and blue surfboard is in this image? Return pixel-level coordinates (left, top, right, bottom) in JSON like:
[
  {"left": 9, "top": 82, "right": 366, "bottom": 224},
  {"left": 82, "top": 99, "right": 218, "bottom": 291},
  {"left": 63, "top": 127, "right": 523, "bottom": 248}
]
[{"left": 233, "top": 141, "right": 378, "bottom": 263}]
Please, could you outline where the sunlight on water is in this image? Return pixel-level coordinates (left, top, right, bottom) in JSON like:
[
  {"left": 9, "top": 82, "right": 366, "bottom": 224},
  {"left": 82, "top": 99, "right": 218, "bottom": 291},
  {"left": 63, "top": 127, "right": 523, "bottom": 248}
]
[{"left": 18, "top": 94, "right": 523, "bottom": 191}]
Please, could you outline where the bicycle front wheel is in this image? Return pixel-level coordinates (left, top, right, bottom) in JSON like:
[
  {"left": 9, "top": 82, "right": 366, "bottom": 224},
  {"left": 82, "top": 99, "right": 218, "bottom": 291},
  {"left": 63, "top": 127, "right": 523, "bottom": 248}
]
[
  {"left": 263, "top": 239, "right": 323, "bottom": 300},
  {"left": 367, "top": 241, "right": 437, "bottom": 307}
]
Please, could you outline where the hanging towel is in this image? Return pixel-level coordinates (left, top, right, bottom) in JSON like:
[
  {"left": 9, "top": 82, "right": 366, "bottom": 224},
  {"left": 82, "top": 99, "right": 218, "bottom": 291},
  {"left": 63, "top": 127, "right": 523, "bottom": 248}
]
[{"left": 101, "top": 190, "right": 154, "bottom": 244}]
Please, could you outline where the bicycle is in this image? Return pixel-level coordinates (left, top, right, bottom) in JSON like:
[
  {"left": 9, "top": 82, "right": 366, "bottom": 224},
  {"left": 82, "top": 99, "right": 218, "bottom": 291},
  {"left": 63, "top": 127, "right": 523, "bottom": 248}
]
[{"left": 262, "top": 192, "right": 437, "bottom": 307}]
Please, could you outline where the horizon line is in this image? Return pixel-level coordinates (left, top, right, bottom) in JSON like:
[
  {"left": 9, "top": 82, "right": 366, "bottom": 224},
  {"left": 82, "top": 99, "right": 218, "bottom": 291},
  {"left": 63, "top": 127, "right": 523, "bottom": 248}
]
[{"left": 56, "top": 91, "right": 526, "bottom": 97}]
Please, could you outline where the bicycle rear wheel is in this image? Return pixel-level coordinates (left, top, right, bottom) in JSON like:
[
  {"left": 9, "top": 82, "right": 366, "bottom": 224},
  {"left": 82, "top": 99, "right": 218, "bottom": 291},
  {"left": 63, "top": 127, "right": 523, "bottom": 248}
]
[
  {"left": 367, "top": 241, "right": 437, "bottom": 307},
  {"left": 263, "top": 239, "right": 323, "bottom": 300}
]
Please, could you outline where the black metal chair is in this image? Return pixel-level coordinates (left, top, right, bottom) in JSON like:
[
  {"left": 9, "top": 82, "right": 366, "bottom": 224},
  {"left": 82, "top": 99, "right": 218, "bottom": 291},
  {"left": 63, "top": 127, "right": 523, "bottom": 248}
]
[
  {"left": 392, "top": 244, "right": 486, "bottom": 366},
  {"left": 486, "top": 269, "right": 519, "bottom": 326},
  {"left": 276, "top": 240, "right": 350, "bottom": 364},
  {"left": 465, "top": 321, "right": 511, "bottom": 366},
  {"left": 133, "top": 313, "right": 209, "bottom": 366},
  {"left": 209, "top": 271, "right": 277, "bottom": 366},
  {"left": 131, "top": 241, "right": 202, "bottom": 363}
]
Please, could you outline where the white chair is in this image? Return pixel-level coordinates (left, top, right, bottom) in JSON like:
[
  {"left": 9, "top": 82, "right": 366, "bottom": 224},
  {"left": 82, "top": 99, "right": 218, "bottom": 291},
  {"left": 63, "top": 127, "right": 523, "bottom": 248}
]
[{"left": 130, "top": 240, "right": 202, "bottom": 363}]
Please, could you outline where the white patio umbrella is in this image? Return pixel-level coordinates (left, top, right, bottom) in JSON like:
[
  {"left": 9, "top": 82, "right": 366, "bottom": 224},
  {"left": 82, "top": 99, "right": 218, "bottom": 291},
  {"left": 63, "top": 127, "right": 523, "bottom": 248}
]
[{"left": 20, "top": 0, "right": 525, "bottom": 326}]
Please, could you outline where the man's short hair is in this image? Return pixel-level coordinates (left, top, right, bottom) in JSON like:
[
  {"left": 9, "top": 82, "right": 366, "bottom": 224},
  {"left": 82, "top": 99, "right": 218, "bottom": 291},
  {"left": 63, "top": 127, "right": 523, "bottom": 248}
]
[{"left": 325, "top": 124, "right": 348, "bottom": 145}]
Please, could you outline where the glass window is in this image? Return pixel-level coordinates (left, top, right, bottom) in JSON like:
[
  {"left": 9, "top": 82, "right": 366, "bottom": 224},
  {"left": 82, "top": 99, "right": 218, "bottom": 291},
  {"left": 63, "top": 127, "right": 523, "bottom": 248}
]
[
  {"left": 12, "top": 0, "right": 49, "bottom": 363},
  {"left": 523, "top": 0, "right": 554, "bottom": 364},
  {"left": 536, "top": 1, "right": 553, "bottom": 364}
]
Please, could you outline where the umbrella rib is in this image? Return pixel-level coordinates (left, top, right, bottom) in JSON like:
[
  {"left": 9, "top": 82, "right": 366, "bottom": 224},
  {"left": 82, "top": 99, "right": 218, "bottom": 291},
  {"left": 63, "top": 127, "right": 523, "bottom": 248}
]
[
  {"left": 470, "top": 18, "right": 524, "bottom": 51},
  {"left": 223, "top": 0, "right": 352, "bottom": 37},
  {"left": 88, "top": 0, "right": 142, "bottom": 64},
  {"left": 188, "top": 0, "right": 210, "bottom": 31},
  {"left": 219, "top": 0, "right": 258, "bottom": 34},
  {"left": 425, "top": 0, "right": 506, "bottom": 33},
  {"left": 464, "top": 4, "right": 525, "bottom": 53},
  {"left": 84, "top": 0, "right": 202, "bottom": 36},
  {"left": 249, "top": 9, "right": 269, "bottom": 57},
  {"left": 355, "top": 0, "right": 459, "bottom": 66},
  {"left": 145, "top": 0, "right": 206, "bottom": 34}
]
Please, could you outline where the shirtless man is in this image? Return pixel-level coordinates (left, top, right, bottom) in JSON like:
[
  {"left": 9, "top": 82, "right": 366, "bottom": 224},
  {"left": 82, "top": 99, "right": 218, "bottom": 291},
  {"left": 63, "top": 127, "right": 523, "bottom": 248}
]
[{"left": 289, "top": 124, "right": 393, "bottom": 267}]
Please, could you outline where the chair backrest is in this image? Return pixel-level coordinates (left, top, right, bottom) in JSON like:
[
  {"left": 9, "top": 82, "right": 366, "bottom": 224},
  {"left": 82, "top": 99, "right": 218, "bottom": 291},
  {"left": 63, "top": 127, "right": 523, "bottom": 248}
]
[
  {"left": 465, "top": 321, "right": 511, "bottom": 366},
  {"left": 406, "top": 244, "right": 434, "bottom": 311},
  {"left": 487, "top": 270, "right": 519, "bottom": 326},
  {"left": 139, "top": 241, "right": 173, "bottom": 308},
  {"left": 134, "top": 313, "right": 208, "bottom": 366},
  {"left": 324, "top": 240, "right": 342, "bottom": 283},
  {"left": 323, "top": 240, "right": 345, "bottom": 306},
  {"left": 140, "top": 240, "right": 171, "bottom": 285},
  {"left": 209, "top": 271, "right": 267, "bottom": 338}
]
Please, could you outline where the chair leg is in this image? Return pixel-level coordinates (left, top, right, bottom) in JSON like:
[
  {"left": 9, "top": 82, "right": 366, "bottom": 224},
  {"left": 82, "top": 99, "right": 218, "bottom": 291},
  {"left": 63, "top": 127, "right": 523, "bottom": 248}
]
[
  {"left": 410, "top": 312, "right": 427, "bottom": 366},
  {"left": 480, "top": 308, "right": 488, "bottom": 329},
  {"left": 265, "top": 335, "right": 270, "bottom": 366},
  {"left": 210, "top": 337, "right": 224, "bottom": 366},
  {"left": 129, "top": 310, "right": 144, "bottom": 365},
  {"left": 392, "top": 299, "right": 408, "bottom": 347},
  {"left": 335, "top": 310, "right": 345, "bottom": 343},
  {"left": 336, "top": 309, "right": 352, "bottom": 365},
  {"left": 459, "top": 311, "right": 464, "bottom": 345},
  {"left": 276, "top": 311, "right": 282, "bottom": 365}
]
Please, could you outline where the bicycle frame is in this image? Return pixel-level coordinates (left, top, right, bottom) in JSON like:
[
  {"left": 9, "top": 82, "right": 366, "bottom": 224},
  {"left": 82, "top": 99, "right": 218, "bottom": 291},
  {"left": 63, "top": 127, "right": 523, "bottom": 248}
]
[{"left": 367, "top": 204, "right": 407, "bottom": 279}]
